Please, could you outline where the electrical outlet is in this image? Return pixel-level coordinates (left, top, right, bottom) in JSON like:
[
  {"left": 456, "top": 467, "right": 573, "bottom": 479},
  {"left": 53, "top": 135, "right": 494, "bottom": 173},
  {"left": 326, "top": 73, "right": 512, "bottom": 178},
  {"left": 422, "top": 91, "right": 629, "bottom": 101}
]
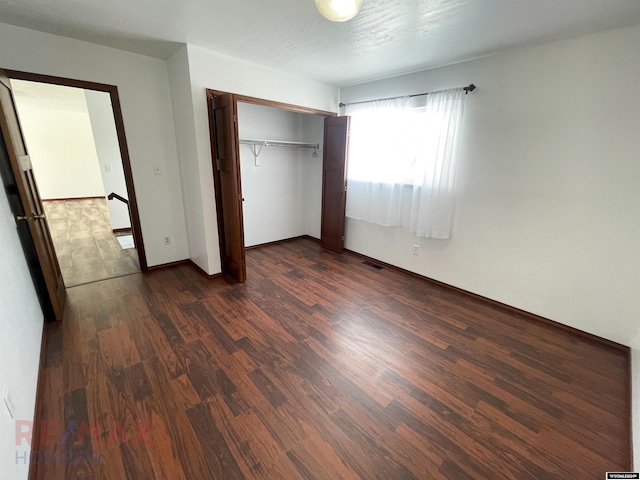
[
  {"left": 3, "top": 389, "right": 15, "bottom": 419},
  {"left": 412, "top": 245, "right": 420, "bottom": 255},
  {"left": 154, "top": 165, "right": 163, "bottom": 175},
  {"left": 164, "top": 236, "right": 171, "bottom": 245}
]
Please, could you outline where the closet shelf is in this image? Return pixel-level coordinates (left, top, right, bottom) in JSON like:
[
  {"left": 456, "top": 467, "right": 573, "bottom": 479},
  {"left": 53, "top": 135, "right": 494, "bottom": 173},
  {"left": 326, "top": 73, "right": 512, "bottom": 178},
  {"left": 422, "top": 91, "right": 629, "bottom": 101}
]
[{"left": 239, "top": 138, "right": 320, "bottom": 166}]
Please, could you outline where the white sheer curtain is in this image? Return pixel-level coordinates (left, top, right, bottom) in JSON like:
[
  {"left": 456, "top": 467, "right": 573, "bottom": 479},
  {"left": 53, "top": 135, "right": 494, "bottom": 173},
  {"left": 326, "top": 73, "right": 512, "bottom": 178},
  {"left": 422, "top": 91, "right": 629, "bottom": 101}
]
[
  {"left": 344, "top": 87, "right": 466, "bottom": 239},
  {"left": 344, "top": 97, "right": 411, "bottom": 226}
]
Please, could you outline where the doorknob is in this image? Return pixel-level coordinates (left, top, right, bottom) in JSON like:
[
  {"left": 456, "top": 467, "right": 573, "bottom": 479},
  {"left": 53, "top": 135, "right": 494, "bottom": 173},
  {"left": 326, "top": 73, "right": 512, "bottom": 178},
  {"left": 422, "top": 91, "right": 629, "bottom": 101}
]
[{"left": 15, "top": 213, "right": 46, "bottom": 221}]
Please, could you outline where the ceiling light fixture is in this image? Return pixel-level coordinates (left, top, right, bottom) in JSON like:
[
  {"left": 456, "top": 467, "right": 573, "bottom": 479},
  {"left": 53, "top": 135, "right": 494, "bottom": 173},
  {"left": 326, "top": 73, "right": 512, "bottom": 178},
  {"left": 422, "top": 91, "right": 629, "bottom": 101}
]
[{"left": 315, "top": 0, "right": 363, "bottom": 22}]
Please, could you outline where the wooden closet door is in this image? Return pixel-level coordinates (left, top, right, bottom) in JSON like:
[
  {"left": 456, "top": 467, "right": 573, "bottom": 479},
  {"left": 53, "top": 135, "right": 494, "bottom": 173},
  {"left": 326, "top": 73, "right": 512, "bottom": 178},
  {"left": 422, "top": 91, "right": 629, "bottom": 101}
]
[
  {"left": 0, "top": 69, "right": 66, "bottom": 319},
  {"left": 321, "top": 116, "right": 350, "bottom": 253},
  {"left": 211, "top": 93, "right": 246, "bottom": 282}
]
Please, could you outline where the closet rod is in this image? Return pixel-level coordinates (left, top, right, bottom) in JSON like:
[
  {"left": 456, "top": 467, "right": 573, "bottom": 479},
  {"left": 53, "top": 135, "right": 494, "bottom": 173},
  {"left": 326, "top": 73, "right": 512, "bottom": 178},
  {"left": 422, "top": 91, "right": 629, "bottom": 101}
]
[
  {"left": 338, "top": 83, "right": 476, "bottom": 108},
  {"left": 239, "top": 138, "right": 320, "bottom": 150},
  {"left": 239, "top": 138, "right": 320, "bottom": 167}
]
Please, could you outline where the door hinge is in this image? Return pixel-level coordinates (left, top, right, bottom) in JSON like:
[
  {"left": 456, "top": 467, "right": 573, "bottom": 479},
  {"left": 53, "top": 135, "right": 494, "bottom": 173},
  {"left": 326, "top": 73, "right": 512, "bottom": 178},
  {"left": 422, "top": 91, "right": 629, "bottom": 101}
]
[
  {"left": 233, "top": 115, "right": 237, "bottom": 123},
  {"left": 216, "top": 158, "right": 221, "bottom": 171},
  {"left": 342, "top": 236, "right": 345, "bottom": 241}
]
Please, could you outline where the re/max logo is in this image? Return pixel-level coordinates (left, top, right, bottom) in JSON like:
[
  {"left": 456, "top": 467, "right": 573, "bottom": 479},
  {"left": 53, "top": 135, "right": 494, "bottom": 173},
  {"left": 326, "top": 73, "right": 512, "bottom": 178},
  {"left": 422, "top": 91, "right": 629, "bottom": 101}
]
[
  {"left": 15, "top": 449, "right": 105, "bottom": 466},
  {"left": 15, "top": 419, "right": 153, "bottom": 448}
]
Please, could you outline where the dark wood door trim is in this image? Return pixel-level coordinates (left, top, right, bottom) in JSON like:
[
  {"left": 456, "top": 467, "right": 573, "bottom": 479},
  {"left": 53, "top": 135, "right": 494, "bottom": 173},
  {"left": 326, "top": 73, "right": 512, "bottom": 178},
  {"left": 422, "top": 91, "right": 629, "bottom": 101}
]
[
  {"left": 4, "top": 69, "right": 148, "bottom": 272},
  {"left": 207, "top": 89, "right": 337, "bottom": 117},
  {"left": 211, "top": 93, "right": 246, "bottom": 282},
  {"left": 235, "top": 94, "right": 337, "bottom": 117},
  {"left": 207, "top": 89, "right": 229, "bottom": 277}
]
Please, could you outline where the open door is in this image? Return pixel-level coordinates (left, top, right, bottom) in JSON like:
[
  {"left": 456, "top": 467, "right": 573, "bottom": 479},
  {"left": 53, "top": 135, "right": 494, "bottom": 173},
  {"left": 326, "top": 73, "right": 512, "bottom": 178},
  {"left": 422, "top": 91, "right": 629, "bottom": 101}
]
[
  {"left": 321, "top": 116, "right": 350, "bottom": 253},
  {"left": 210, "top": 93, "right": 246, "bottom": 282},
  {"left": 0, "top": 70, "right": 66, "bottom": 320}
]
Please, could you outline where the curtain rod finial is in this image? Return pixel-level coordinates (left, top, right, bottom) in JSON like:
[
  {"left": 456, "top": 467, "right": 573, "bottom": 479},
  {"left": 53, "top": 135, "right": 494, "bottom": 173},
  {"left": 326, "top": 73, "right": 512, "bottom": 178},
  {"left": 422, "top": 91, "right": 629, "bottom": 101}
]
[{"left": 464, "top": 84, "right": 476, "bottom": 94}]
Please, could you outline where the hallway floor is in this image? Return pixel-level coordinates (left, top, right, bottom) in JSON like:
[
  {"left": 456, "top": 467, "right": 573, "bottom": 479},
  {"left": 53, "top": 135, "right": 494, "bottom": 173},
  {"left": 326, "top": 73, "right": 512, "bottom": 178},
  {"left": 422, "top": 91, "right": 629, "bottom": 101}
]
[{"left": 44, "top": 198, "right": 139, "bottom": 287}]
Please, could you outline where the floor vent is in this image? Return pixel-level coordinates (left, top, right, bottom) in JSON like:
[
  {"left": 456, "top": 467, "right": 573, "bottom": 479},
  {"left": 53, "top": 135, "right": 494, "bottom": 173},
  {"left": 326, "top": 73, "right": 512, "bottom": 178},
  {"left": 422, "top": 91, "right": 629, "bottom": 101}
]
[{"left": 362, "top": 261, "right": 384, "bottom": 270}]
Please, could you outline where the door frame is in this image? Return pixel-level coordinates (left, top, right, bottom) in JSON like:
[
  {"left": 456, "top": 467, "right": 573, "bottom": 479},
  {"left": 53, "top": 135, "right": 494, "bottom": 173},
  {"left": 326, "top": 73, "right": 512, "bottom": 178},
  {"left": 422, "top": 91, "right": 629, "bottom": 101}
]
[
  {"left": 206, "top": 89, "right": 336, "bottom": 280},
  {"left": 5, "top": 69, "right": 149, "bottom": 272}
]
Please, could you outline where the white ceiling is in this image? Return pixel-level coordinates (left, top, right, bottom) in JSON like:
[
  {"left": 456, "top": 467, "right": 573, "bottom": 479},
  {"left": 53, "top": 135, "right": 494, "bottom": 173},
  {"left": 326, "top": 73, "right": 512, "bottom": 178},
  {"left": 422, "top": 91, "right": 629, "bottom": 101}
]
[{"left": 1, "top": 0, "right": 640, "bottom": 85}]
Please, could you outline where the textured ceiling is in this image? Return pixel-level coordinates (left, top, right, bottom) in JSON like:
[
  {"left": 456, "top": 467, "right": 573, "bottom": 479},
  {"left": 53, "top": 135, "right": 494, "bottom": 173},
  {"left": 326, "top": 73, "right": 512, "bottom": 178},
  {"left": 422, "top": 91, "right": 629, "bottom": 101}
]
[{"left": 1, "top": 0, "right": 640, "bottom": 85}]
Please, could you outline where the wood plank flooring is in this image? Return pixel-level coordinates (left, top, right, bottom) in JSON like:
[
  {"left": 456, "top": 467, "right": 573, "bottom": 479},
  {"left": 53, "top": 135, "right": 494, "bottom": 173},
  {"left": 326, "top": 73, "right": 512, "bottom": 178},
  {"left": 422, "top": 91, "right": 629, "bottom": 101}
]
[{"left": 32, "top": 238, "right": 630, "bottom": 479}]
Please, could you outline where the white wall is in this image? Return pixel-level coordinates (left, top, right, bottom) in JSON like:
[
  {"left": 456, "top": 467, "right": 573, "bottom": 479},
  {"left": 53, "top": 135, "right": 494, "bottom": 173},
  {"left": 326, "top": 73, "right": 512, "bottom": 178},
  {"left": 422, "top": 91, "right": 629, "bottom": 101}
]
[
  {"left": 169, "top": 44, "right": 338, "bottom": 274},
  {"left": 0, "top": 185, "right": 44, "bottom": 479},
  {"left": 166, "top": 46, "right": 205, "bottom": 269},
  {"left": 238, "top": 103, "right": 303, "bottom": 246},
  {"left": 237, "top": 103, "right": 324, "bottom": 247},
  {"left": 12, "top": 82, "right": 105, "bottom": 200},
  {"left": 85, "top": 90, "right": 130, "bottom": 230},
  {"left": 0, "top": 22, "right": 188, "bottom": 267},
  {"left": 300, "top": 114, "right": 324, "bottom": 239},
  {"left": 340, "top": 23, "right": 640, "bottom": 347}
]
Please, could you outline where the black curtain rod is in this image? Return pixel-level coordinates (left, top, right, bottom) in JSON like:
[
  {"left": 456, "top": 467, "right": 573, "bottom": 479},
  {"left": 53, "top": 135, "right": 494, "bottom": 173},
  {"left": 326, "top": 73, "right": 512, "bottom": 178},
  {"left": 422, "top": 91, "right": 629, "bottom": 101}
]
[{"left": 338, "top": 83, "right": 476, "bottom": 108}]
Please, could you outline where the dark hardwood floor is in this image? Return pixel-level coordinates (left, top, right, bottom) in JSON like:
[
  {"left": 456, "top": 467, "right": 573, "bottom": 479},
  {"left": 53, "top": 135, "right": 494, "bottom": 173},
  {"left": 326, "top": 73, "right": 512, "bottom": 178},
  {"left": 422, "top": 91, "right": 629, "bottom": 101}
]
[{"left": 33, "top": 238, "right": 630, "bottom": 479}]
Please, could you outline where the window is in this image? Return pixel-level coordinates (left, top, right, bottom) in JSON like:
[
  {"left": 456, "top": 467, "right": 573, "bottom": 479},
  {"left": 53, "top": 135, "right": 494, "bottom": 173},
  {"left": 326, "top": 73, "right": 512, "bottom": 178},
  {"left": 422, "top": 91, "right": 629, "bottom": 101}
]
[{"left": 344, "top": 88, "right": 467, "bottom": 239}]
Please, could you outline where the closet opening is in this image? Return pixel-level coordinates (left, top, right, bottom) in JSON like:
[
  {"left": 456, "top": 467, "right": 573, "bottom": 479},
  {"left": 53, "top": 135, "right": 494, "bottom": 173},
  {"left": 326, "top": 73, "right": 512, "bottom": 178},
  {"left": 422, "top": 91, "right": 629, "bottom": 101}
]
[{"left": 206, "top": 90, "right": 348, "bottom": 283}]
